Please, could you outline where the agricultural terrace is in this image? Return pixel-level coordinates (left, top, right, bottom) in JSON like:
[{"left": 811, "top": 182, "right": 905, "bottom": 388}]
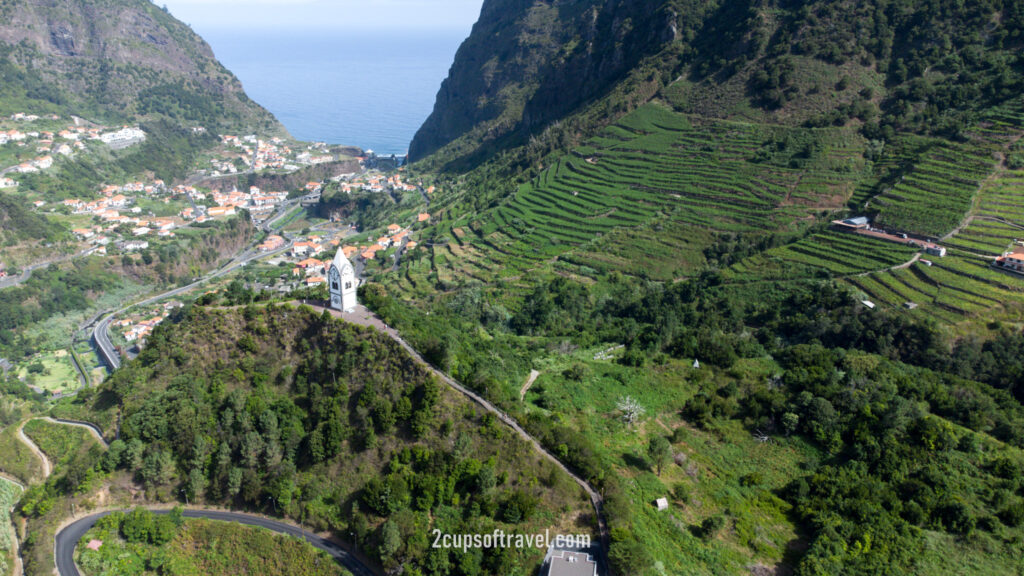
[
  {"left": 845, "top": 164, "right": 1024, "bottom": 327},
  {"left": 869, "top": 138, "right": 998, "bottom": 237},
  {"left": 723, "top": 231, "right": 918, "bottom": 283},
  {"left": 868, "top": 99, "right": 1024, "bottom": 238},
  {"left": 404, "top": 103, "right": 870, "bottom": 288}
]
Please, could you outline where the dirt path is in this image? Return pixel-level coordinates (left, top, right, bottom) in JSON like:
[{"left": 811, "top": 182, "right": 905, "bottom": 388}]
[
  {"left": 299, "top": 302, "right": 611, "bottom": 572},
  {"left": 16, "top": 421, "right": 50, "bottom": 480},
  {"left": 520, "top": 370, "right": 540, "bottom": 401}
]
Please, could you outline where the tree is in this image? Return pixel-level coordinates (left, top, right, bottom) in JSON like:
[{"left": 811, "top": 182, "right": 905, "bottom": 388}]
[
  {"left": 380, "top": 519, "right": 402, "bottom": 560},
  {"left": 141, "top": 450, "right": 175, "bottom": 487},
  {"left": 124, "top": 439, "right": 145, "bottom": 471},
  {"left": 121, "top": 508, "right": 155, "bottom": 543},
  {"left": 782, "top": 412, "right": 800, "bottom": 436},
  {"left": 227, "top": 467, "right": 243, "bottom": 498},
  {"left": 617, "top": 396, "right": 646, "bottom": 425},
  {"left": 647, "top": 435, "right": 672, "bottom": 476},
  {"left": 186, "top": 467, "right": 207, "bottom": 501}
]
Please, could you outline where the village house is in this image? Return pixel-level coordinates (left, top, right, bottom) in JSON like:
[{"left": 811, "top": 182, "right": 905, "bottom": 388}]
[
  {"left": 292, "top": 241, "right": 324, "bottom": 257},
  {"left": 418, "top": 212, "right": 431, "bottom": 223},
  {"left": 119, "top": 240, "right": 149, "bottom": 251},
  {"left": 296, "top": 258, "right": 326, "bottom": 276},
  {"left": 258, "top": 235, "right": 286, "bottom": 252},
  {"left": 995, "top": 250, "right": 1024, "bottom": 274},
  {"left": 208, "top": 206, "right": 236, "bottom": 218},
  {"left": 361, "top": 245, "right": 383, "bottom": 260}
]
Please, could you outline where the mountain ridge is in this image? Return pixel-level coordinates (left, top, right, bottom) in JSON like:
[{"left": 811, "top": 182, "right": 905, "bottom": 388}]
[{"left": 0, "top": 0, "right": 284, "bottom": 134}]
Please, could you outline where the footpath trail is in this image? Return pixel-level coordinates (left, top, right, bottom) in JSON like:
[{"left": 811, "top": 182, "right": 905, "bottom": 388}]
[
  {"left": 16, "top": 420, "right": 51, "bottom": 480},
  {"left": 520, "top": 370, "right": 541, "bottom": 401},
  {"left": 303, "top": 302, "right": 611, "bottom": 573}
]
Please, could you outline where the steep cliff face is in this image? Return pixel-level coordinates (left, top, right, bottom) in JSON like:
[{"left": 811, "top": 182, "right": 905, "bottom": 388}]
[
  {"left": 411, "top": 0, "right": 1024, "bottom": 167},
  {"left": 0, "top": 0, "right": 283, "bottom": 134},
  {"left": 409, "top": 0, "right": 686, "bottom": 163}
]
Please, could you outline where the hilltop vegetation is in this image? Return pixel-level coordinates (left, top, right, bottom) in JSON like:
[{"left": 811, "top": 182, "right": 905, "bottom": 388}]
[{"left": 42, "top": 305, "right": 590, "bottom": 576}]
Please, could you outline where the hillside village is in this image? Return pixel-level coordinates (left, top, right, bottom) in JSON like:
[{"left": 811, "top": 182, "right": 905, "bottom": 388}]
[{"left": 0, "top": 113, "right": 146, "bottom": 183}]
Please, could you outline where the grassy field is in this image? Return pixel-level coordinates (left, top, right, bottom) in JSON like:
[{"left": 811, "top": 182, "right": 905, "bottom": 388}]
[
  {"left": 16, "top": 350, "right": 79, "bottom": 395},
  {"left": 76, "top": 516, "right": 352, "bottom": 576},
  {"left": 0, "top": 476, "right": 22, "bottom": 576},
  {"left": 520, "top": 350, "right": 818, "bottom": 575}
]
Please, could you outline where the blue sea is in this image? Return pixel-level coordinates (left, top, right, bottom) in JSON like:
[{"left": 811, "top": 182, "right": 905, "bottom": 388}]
[{"left": 200, "top": 29, "right": 467, "bottom": 155}]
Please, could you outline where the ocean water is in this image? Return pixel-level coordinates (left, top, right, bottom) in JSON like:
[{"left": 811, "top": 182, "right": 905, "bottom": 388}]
[{"left": 201, "top": 29, "right": 466, "bottom": 155}]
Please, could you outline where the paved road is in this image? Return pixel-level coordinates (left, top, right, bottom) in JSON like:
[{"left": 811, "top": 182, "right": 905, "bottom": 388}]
[
  {"left": 93, "top": 242, "right": 293, "bottom": 370},
  {"left": 56, "top": 509, "right": 378, "bottom": 576}
]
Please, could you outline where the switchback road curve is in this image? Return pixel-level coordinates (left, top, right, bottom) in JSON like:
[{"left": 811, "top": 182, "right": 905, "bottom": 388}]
[{"left": 55, "top": 509, "right": 377, "bottom": 576}]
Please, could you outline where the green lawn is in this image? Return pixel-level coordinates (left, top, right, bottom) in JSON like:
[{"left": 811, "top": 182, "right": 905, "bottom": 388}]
[{"left": 16, "top": 350, "right": 80, "bottom": 395}]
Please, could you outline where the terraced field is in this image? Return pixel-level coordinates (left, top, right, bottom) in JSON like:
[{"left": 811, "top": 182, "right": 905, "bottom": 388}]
[
  {"left": 724, "top": 231, "right": 919, "bottom": 283},
  {"left": 846, "top": 255, "right": 1024, "bottom": 324},
  {"left": 716, "top": 102, "right": 1024, "bottom": 328},
  {"left": 944, "top": 169, "right": 1024, "bottom": 255},
  {"left": 410, "top": 103, "right": 869, "bottom": 285},
  {"left": 869, "top": 138, "right": 998, "bottom": 237}
]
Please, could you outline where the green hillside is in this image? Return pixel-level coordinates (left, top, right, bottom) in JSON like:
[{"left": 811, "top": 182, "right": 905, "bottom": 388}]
[
  {"left": 33, "top": 306, "right": 590, "bottom": 576},
  {"left": 362, "top": 0, "right": 1024, "bottom": 575}
]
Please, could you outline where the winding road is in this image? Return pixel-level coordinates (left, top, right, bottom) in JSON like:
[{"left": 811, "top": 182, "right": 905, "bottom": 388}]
[{"left": 55, "top": 509, "right": 377, "bottom": 576}]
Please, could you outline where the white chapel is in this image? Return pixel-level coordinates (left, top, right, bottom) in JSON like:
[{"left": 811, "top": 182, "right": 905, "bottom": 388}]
[{"left": 329, "top": 249, "right": 357, "bottom": 312}]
